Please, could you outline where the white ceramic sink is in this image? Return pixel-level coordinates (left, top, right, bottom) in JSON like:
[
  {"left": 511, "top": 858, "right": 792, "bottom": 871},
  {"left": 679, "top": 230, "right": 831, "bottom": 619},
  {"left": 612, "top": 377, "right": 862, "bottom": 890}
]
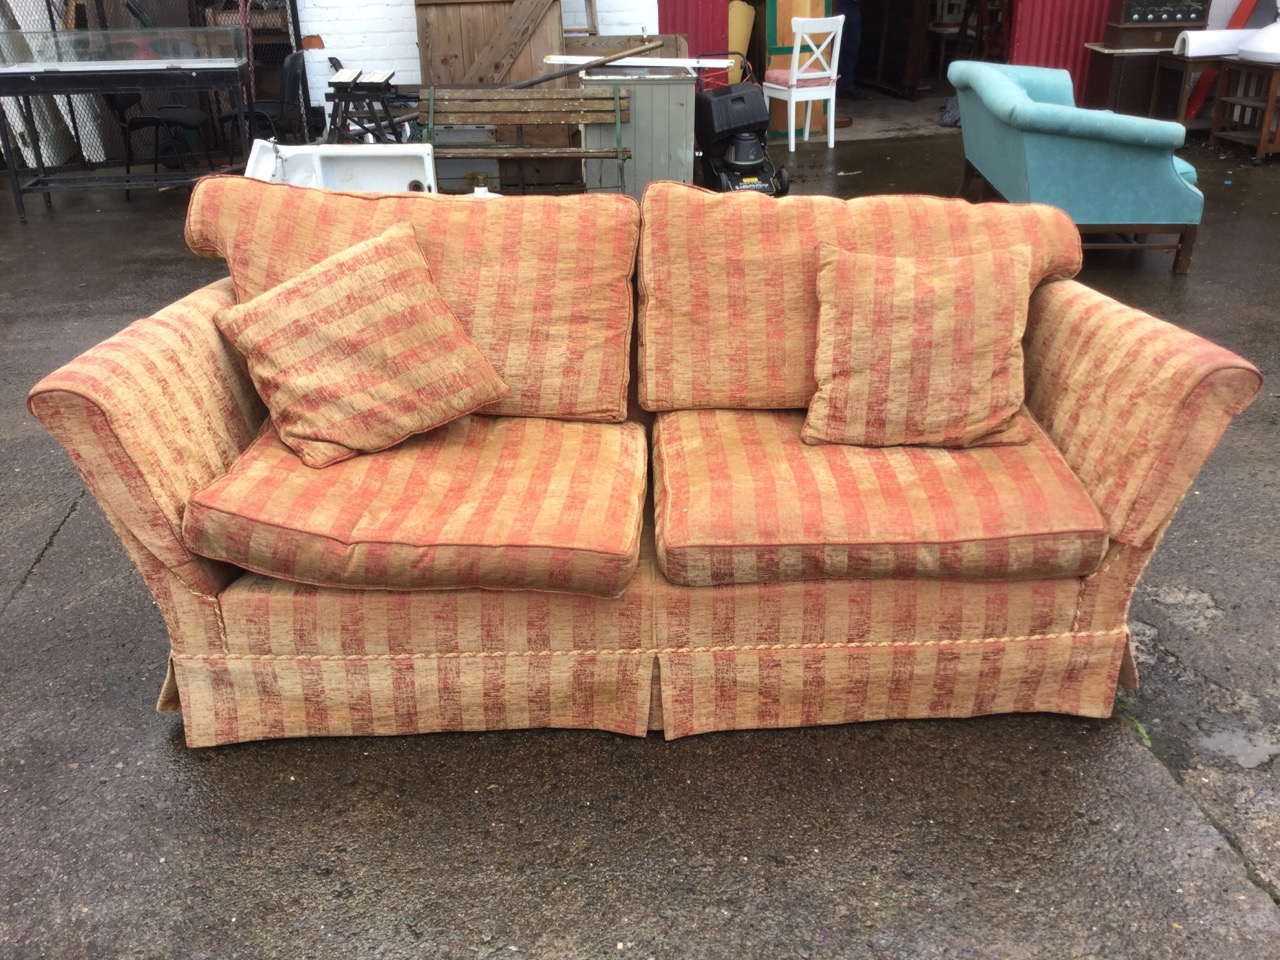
[{"left": 244, "top": 141, "right": 437, "bottom": 193}]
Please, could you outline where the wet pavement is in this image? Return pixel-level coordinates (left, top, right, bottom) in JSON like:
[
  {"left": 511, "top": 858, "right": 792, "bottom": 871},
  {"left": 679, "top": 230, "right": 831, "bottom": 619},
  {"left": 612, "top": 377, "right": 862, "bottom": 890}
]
[{"left": 1, "top": 135, "right": 1278, "bottom": 958}]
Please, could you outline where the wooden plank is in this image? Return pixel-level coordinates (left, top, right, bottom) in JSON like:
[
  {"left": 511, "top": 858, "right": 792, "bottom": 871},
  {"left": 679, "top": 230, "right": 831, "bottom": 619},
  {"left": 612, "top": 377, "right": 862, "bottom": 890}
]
[
  {"left": 432, "top": 146, "right": 631, "bottom": 159},
  {"left": 427, "top": 102, "right": 630, "bottom": 115},
  {"left": 428, "top": 100, "right": 629, "bottom": 112},
  {"left": 461, "top": 0, "right": 557, "bottom": 84},
  {"left": 514, "top": 0, "right": 562, "bottom": 90},
  {"left": 564, "top": 34, "right": 688, "bottom": 59},
  {"left": 415, "top": 4, "right": 433, "bottom": 83},
  {"left": 422, "top": 88, "right": 630, "bottom": 125},
  {"left": 418, "top": 2, "right": 466, "bottom": 83},
  {"left": 429, "top": 110, "right": 629, "bottom": 125},
  {"left": 416, "top": 0, "right": 500, "bottom": 5},
  {"left": 430, "top": 98, "right": 629, "bottom": 110},
  {"left": 430, "top": 103, "right": 629, "bottom": 116},
  {"left": 544, "top": 55, "right": 731, "bottom": 68},
  {"left": 429, "top": 87, "right": 626, "bottom": 99}
]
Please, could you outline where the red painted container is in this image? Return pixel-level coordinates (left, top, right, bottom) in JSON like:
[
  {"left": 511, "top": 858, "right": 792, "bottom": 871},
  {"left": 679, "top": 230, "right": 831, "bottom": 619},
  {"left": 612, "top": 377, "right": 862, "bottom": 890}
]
[
  {"left": 1009, "top": 0, "right": 1110, "bottom": 103},
  {"left": 657, "top": 0, "right": 730, "bottom": 57}
]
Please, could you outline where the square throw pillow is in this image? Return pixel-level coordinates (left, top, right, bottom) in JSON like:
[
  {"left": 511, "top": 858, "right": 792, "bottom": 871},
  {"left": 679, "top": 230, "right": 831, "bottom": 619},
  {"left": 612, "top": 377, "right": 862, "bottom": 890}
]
[
  {"left": 802, "top": 243, "right": 1035, "bottom": 448},
  {"left": 213, "top": 222, "right": 509, "bottom": 468}
]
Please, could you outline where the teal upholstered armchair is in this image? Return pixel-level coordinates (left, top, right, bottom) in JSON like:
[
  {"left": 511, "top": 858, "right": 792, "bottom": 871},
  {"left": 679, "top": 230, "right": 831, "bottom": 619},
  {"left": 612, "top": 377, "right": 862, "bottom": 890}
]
[{"left": 948, "top": 61, "right": 1203, "bottom": 273}]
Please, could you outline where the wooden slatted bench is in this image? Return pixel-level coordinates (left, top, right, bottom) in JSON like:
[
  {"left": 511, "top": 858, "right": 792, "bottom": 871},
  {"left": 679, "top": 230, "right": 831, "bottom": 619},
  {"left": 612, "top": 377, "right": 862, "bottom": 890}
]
[{"left": 419, "top": 86, "right": 631, "bottom": 193}]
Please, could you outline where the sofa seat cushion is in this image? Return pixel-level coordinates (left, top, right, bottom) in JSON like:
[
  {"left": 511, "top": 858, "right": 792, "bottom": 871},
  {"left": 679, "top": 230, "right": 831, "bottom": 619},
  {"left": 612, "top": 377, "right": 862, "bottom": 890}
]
[
  {"left": 653, "top": 409, "right": 1108, "bottom": 587},
  {"left": 183, "top": 416, "right": 648, "bottom": 597}
]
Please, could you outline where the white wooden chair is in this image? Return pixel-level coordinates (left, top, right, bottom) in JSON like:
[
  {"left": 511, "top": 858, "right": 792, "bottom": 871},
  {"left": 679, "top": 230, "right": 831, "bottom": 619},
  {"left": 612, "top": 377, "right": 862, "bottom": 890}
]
[
  {"left": 761, "top": 15, "right": 845, "bottom": 152},
  {"left": 928, "top": 0, "right": 969, "bottom": 81}
]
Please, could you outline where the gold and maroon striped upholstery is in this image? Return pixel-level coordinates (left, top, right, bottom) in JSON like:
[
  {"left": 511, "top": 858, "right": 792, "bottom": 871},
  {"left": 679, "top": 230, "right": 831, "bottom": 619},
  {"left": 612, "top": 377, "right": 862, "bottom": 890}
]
[
  {"left": 637, "top": 183, "right": 1081, "bottom": 411},
  {"left": 28, "top": 193, "right": 1261, "bottom": 748},
  {"left": 27, "top": 279, "right": 263, "bottom": 596},
  {"left": 1025, "top": 280, "right": 1263, "bottom": 546},
  {"left": 653, "top": 409, "right": 1108, "bottom": 587},
  {"left": 647, "top": 564, "right": 1127, "bottom": 737},
  {"left": 170, "top": 534, "right": 1126, "bottom": 745},
  {"left": 185, "top": 176, "right": 639, "bottom": 423},
  {"left": 182, "top": 416, "right": 648, "bottom": 597},
  {"left": 214, "top": 223, "right": 509, "bottom": 468},
  {"left": 175, "top": 541, "right": 664, "bottom": 744},
  {"left": 803, "top": 245, "right": 1034, "bottom": 448}
]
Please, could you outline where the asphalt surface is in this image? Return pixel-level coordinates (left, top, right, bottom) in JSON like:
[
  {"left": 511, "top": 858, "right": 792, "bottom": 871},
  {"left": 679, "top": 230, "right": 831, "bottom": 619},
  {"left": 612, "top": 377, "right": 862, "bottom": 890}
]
[{"left": 1, "top": 135, "right": 1277, "bottom": 959}]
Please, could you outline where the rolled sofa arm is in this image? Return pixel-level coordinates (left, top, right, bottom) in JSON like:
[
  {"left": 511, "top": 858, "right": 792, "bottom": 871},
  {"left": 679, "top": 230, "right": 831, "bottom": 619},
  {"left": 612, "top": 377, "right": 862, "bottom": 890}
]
[
  {"left": 1024, "top": 280, "right": 1261, "bottom": 548},
  {"left": 948, "top": 61, "right": 1186, "bottom": 150},
  {"left": 28, "top": 278, "right": 265, "bottom": 597}
]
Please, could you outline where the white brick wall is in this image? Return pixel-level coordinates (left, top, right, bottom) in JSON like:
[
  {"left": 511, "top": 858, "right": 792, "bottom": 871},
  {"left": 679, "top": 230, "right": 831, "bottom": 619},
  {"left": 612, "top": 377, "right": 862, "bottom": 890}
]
[
  {"left": 297, "top": 0, "right": 660, "bottom": 107},
  {"left": 564, "top": 0, "right": 659, "bottom": 35},
  {"left": 296, "top": 0, "right": 422, "bottom": 107}
]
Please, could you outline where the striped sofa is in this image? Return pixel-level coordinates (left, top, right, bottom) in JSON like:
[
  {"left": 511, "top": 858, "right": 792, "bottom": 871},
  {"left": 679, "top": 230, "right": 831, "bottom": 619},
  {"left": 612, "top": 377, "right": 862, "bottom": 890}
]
[{"left": 27, "top": 178, "right": 1260, "bottom": 747}]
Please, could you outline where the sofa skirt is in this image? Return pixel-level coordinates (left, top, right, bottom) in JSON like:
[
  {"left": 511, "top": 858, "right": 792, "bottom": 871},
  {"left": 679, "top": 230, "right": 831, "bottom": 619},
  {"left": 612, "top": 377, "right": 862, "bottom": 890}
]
[{"left": 168, "top": 540, "right": 1129, "bottom": 747}]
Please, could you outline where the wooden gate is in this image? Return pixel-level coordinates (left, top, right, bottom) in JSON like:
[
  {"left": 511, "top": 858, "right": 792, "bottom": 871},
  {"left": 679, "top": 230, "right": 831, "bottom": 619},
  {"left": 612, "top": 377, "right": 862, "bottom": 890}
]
[{"left": 415, "top": 0, "right": 578, "bottom": 189}]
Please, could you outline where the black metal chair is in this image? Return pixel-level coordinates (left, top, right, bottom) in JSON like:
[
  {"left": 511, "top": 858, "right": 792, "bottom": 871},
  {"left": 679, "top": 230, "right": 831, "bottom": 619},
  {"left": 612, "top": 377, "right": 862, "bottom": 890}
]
[
  {"left": 220, "top": 50, "right": 307, "bottom": 157},
  {"left": 103, "top": 93, "right": 215, "bottom": 199}
]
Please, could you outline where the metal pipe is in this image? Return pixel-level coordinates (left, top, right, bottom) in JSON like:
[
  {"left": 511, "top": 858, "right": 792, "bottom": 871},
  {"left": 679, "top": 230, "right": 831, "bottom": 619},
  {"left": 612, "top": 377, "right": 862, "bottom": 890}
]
[{"left": 501, "top": 40, "right": 666, "bottom": 89}]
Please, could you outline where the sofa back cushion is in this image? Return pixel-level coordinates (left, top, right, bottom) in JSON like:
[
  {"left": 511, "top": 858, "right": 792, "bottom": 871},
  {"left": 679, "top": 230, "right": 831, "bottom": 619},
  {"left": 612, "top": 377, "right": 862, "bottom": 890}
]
[
  {"left": 186, "top": 176, "right": 640, "bottom": 423},
  {"left": 637, "top": 183, "right": 1082, "bottom": 412}
]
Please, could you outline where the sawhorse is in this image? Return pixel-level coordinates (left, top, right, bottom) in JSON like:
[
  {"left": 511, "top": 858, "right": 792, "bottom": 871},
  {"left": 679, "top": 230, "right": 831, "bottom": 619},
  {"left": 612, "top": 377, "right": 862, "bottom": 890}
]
[{"left": 325, "top": 69, "right": 413, "bottom": 144}]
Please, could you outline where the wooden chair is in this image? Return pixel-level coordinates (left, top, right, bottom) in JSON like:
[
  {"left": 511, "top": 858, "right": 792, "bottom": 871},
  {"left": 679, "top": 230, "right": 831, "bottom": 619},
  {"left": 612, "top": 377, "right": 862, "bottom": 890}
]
[{"left": 760, "top": 15, "right": 844, "bottom": 151}]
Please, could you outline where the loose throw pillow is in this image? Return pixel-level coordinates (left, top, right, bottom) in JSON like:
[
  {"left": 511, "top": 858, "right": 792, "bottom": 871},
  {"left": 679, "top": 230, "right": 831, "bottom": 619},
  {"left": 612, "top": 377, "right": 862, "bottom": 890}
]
[
  {"left": 213, "top": 222, "right": 509, "bottom": 468},
  {"left": 802, "top": 244, "right": 1035, "bottom": 448}
]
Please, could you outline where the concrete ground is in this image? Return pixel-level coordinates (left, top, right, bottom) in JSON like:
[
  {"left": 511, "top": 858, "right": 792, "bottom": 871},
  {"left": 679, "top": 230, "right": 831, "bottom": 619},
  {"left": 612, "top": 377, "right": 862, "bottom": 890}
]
[{"left": 1, "top": 130, "right": 1278, "bottom": 959}]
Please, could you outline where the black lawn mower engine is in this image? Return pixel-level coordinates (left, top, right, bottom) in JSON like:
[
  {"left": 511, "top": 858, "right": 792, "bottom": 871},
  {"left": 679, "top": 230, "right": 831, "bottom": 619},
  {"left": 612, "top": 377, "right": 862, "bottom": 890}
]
[{"left": 695, "top": 82, "right": 789, "bottom": 197}]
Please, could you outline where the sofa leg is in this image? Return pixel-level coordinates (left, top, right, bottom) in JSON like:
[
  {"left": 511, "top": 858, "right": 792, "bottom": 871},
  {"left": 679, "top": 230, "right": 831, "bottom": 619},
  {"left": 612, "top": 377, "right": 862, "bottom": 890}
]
[{"left": 1173, "top": 225, "right": 1197, "bottom": 274}]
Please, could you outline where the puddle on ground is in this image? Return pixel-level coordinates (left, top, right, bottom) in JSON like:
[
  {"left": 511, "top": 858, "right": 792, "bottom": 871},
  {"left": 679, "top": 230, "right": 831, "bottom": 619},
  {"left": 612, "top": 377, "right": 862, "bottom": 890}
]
[
  {"left": 1147, "top": 585, "right": 1224, "bottom": 636},
  {"left": 1198, "top": 728, "right": 1280, "bottom": 769}
]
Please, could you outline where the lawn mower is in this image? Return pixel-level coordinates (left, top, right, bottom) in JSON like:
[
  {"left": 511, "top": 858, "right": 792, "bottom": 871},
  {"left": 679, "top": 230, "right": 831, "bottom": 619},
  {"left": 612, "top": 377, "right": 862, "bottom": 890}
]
[{"left": 694, "top": 54, "right": 789, "bottom": 197}]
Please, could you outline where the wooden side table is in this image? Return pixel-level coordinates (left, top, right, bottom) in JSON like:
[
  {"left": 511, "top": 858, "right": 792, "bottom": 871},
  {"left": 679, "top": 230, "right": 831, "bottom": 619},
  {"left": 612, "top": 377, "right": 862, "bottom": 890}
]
[
  {"left": 1149, "top": 52, "right": 1218, "bottom": 131},
  {"left": 1211, "top": 57, "right": 1280, "bottom": 161}
]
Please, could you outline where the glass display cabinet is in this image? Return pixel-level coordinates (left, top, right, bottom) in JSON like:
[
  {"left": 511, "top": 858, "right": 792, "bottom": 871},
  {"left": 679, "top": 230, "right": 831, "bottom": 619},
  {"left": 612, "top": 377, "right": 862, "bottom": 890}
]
[
  {"left": 0, "top": 27, "right": 246, "bottom": 74},
  {"left": 0, "top": 28, "right": 250, "bottom": 220}
]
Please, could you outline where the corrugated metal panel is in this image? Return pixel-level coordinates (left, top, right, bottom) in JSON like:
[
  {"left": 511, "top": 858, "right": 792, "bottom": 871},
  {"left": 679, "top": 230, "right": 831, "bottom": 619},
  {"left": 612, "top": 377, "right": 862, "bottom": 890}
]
[
  {"left": 657, "top": 0, "right": 729, "bottom": 57},
  {"left": 1009, "top": 0, "right": 1110, "bottom": 104}
]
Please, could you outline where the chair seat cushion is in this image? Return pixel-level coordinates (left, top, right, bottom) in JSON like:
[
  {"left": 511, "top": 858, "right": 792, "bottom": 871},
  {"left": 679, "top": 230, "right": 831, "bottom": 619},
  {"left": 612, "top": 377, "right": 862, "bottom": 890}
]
[
  {"left": 653, "top": 409, "right": 1109, "bottom": 587},
  {"left": 1173, "top": 156, "right": 1197, "bottom": 186},
  {"left": 183, "top": 416, "right": 648, "bottom": 597},
  {"left": 763, "top": 68, "right": 833, "bottom": 88}
]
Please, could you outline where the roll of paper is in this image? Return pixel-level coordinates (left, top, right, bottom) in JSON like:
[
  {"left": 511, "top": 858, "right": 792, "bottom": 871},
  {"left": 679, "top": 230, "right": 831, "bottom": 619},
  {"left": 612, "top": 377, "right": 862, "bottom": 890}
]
[{"left": 1173, "top": 28, "right": 1261, "bottom": 57}]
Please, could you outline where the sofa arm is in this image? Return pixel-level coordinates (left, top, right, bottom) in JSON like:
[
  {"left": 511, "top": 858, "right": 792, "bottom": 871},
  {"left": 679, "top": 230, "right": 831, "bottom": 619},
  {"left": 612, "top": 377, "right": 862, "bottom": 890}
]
[
  {"left": 1024, "top": 281, "right": 1261, "bottom": 548},
  {"left": 28, "top": 278, "right": 265, "bottom": 596},
  {"left": 949, "top": 61, "right": 1186, "bottom": 151}
]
